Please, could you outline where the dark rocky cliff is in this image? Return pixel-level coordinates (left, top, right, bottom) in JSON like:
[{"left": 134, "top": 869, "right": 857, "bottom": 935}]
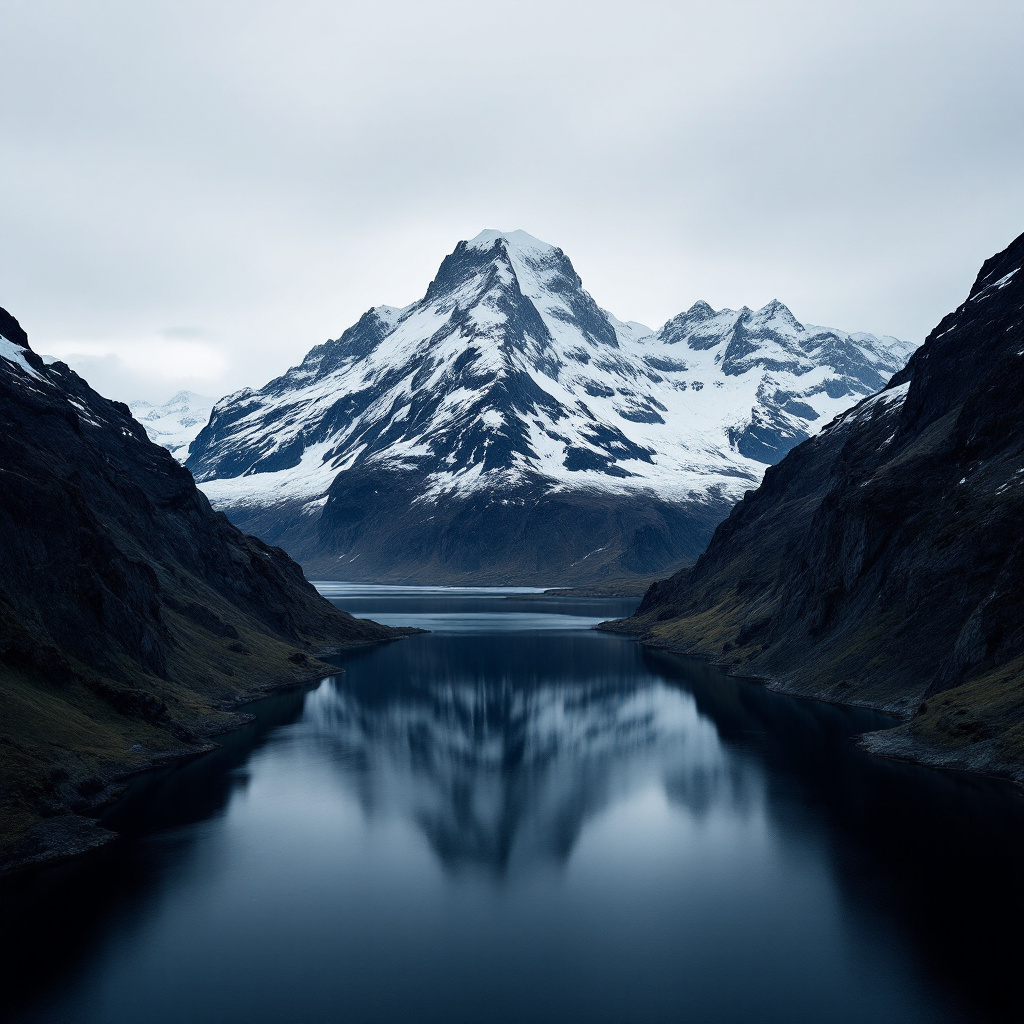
[
  {"left": 605, "top": 233, "right": 1024, "bottom": 782},
  {"left": 0, "top": 308, "right": 410, "bottom": 871}
]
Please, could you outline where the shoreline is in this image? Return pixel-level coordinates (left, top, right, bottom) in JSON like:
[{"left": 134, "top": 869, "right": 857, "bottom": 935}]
[
  {"left": 598, "top": 619, "right": 1024, "bottom": 793},
  {"left": 10, "top": 612, "right": 1019, "bottom": 881},
  {"left": 0, "top": 636, "right": 419, "bottom": 880}
]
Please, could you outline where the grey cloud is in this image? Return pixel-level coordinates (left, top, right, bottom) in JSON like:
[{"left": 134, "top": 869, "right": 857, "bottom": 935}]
[
  {"left": 2, "top": 0, "right": 1022, "bottom": 402},
  {"left": 161, "top": 326, "right": 208, "bottom": 339}
]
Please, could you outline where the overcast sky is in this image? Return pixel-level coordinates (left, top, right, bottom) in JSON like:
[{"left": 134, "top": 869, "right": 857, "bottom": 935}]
[{"left": 3, "top": 0, "right": 1023, "bottom": 403}]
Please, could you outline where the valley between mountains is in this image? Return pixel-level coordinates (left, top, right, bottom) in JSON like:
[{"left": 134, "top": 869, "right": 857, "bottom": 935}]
[
  {"left": 133, "top": 227, "right": 1024, "bottom": 785},
  {"left": 3, "top": 228, "right": 1022, "bottom": 877}
]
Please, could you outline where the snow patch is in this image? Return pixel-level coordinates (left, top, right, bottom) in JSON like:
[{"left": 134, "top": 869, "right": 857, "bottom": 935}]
[{"left": 0, "top": 334, "right": 44, "bottom": 380}]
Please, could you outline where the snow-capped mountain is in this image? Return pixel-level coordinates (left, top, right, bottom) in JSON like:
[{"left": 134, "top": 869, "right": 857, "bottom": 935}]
[
  {"left": 130, "top": 391, "right": 215, "bottom": 462},
  {"left": 187, "top": 230, "right": 916, "bottom": 585}
]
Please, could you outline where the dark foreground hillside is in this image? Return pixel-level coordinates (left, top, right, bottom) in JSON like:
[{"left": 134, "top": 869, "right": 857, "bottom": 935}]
[
  {"left": 604, "top": 233, "right": 1024, "bottom": 783},
  {"left": 0, "top": 308, "right": 411, "bottom": 872}
]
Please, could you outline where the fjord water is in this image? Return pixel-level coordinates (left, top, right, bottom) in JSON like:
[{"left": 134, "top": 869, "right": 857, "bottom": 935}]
[{"left": 6, "top": 589, "right": 1023, "bottom": 1023}]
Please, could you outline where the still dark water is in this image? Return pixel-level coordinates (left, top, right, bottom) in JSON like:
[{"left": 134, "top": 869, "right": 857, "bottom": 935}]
[{"left": 5, "top": 587, "right": 1023, "bottom": 1024}]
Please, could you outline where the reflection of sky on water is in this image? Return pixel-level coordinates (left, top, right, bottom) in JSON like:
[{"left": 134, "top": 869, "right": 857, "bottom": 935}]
[
  {"left": 347, "top": 611, "right": 616, "bottom": 633},
  {"left": 315, "top": 581, "right": 640, "bottom": 634}
]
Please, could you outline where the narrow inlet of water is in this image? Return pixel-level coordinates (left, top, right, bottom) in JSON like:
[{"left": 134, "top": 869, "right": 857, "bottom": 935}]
[{"left": 4, "top": 588, "right": 1022, "bottom": 1024}]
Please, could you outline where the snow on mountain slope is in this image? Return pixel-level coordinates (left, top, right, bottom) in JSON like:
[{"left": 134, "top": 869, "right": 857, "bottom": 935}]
[
  {"left": 186, "top": 230, "right": 916, "bottom": 584},
  {"left": 130, "top": 391, "right": 215, "bottom": 461},
  {"left": 192, "top": 231, "right": 912, "bottom": 507}
]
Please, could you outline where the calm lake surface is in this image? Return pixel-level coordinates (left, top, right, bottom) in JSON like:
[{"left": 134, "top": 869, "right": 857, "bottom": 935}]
[{"left": 5, "top": 587, "right": 1023, "bottom": 1024}]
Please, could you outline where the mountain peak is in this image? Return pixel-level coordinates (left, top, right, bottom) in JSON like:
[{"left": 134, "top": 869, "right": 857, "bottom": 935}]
[
  {"left": 467, "top": 229, "right": 557, "bottom": 256},
  {"left": 749, "top": 299, "right": 800, "bottom": 329},
  {"left": 185, "top": 231, "right": 917, "bottom": 585},
  {"left": 0, "top": 307, "right": 31, "bottom": 351},
  {"left": 414, "top": 228, "right": 620, "bottom": 355}
]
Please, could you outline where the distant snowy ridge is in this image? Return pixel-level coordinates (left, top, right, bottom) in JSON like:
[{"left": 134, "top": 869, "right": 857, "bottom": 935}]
[
  {"left": 0, "top": 338, "right": 216, "bottom": 463},
  {"left": 130, "top": 391, "right": 215, "bottom": 462},
  {"left": 186, "top": 230, "right": 917, "bottom": 584}
]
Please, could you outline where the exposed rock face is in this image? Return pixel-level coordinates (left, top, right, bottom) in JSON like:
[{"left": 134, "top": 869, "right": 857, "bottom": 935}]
[
  {"left": 186, "top": 230, "right": 914, "bottom": 586},
  {"left": 0, "top": 308, "right": 408, "bottom": 870},
  {"left": 606, "top": 233, "right": 1024, "bottom": 782}
]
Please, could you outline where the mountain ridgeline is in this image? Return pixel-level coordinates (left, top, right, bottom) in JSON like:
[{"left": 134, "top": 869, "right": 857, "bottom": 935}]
[
  {"left": 0, "top": 308, "right": 409, "bottom": 871},
  {"left": 186, "top": 230, "right": 914, "bottom": 587},
  {"left": 606, "top": 232, "right": 1024, "bottom": 782}
]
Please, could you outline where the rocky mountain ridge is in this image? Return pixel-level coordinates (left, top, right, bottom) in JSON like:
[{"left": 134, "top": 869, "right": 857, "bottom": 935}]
[{"left": 186, "top": 230, "right": 915, "bottom": 585}]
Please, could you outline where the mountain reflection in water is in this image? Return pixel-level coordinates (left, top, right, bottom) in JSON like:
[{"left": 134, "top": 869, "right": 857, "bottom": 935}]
[
  {"left": 4, "top": 591, "right": 1023, "bottom": 1024},
  {"left": 302, "top": 669, "right": 743, "bottom": 874}
]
